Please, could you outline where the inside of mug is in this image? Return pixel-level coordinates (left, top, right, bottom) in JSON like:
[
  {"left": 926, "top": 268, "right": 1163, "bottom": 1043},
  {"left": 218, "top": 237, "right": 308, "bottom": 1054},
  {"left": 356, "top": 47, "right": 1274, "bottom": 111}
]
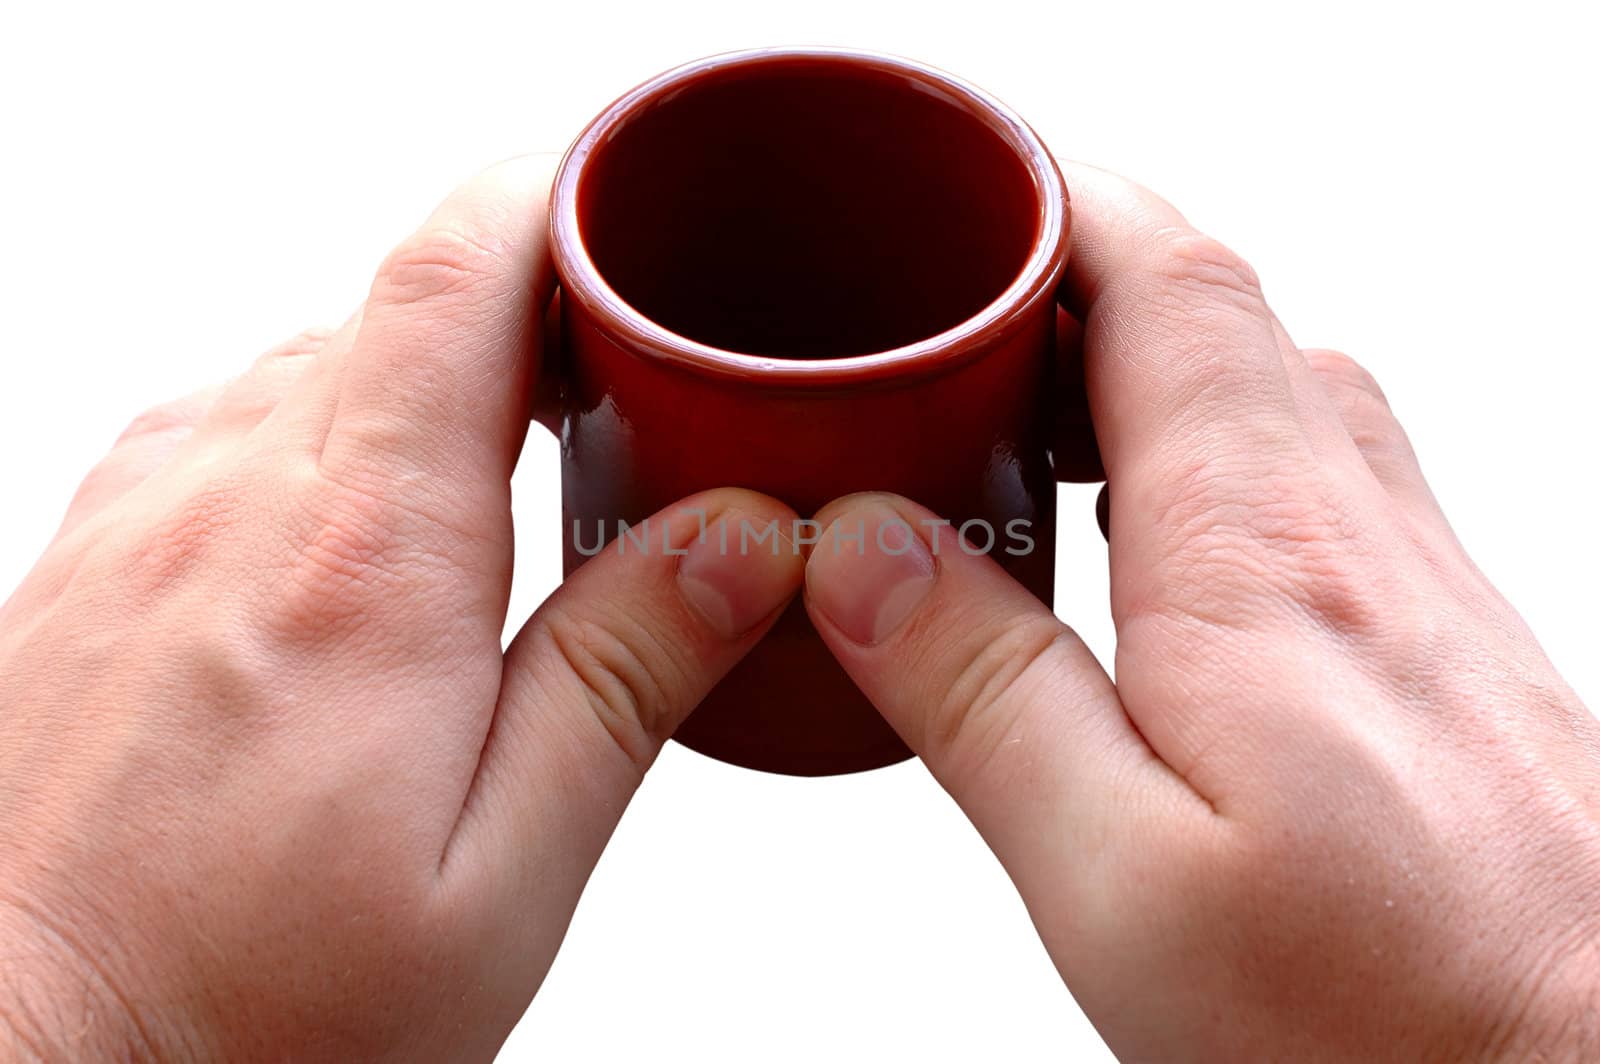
[{"left": 576, "top": 58, "right": 1041, "bottom": 360}]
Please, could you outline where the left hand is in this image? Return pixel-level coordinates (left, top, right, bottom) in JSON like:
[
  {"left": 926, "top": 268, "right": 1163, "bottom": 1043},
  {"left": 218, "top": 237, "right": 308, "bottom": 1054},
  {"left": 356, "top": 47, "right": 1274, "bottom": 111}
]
[{"left": 0, "top": 155, "right": 802, "bottom": 1060}]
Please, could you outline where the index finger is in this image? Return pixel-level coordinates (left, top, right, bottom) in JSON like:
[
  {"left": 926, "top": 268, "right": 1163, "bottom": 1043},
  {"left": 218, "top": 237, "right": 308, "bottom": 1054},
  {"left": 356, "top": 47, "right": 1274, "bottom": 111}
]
[
  {"left": 1055, "top": 162, "right": 1310, "bottom": 496},
  {"left": 319, "top": 154, "right": 559, "bottom": 498}
]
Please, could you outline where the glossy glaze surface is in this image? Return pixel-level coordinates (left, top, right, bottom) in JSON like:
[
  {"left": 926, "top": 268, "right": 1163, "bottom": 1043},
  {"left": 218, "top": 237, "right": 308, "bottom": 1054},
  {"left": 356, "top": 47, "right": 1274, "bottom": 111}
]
[{"left": 550, "top": 48, "right": 1069, "bottom": 775}]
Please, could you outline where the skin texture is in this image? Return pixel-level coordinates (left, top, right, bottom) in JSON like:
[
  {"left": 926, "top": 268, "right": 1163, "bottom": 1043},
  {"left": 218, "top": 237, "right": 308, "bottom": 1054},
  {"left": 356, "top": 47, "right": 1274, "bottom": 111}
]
[
  {"left": 803, "top": 164, "right": 1600, "bottom": 1061},
  {"left": 0, "top": 153, "right": 1595, "bottom": 1060},
  {"left": 0, "top": 156, "right": 804, "bottom": 1060}
]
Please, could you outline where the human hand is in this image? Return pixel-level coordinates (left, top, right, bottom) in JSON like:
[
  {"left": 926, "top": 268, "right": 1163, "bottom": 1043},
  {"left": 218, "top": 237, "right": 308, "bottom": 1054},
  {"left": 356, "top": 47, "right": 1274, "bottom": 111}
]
[
  {"left": 801, "top": 163, "right": 1600, "bottom": 1061},
  {"left": 0, "top": 156, "right": 802, "bottom": 1060}
]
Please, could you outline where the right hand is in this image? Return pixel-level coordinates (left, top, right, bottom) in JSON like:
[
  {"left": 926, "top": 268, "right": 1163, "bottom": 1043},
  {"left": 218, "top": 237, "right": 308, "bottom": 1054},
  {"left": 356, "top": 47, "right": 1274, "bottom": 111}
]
[{"left": 801, "top": 163, "right": 1600, "bottom": 1061}]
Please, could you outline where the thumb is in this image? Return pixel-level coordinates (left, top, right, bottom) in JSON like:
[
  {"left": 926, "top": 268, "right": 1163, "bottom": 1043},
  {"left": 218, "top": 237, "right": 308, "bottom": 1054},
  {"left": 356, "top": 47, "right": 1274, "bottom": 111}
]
[
  {"left": 442, "top": 489, "right": 802, "bottom": 924},
  {"left": 801, "top": 493, "right": 1182, "bottom": 896}
]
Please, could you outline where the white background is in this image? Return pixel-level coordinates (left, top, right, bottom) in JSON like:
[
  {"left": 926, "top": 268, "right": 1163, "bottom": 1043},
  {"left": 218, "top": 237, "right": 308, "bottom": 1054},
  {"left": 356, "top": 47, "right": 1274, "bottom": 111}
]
[{"left": 2, "top": 2, "right": 1595, "bottom": 1060}]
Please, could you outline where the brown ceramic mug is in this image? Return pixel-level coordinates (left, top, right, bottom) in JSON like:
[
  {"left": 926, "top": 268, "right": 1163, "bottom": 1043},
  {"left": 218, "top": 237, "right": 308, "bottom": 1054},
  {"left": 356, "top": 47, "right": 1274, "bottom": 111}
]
[{"left": 548, "top": 47, "right": 1070, "bottom": 776}]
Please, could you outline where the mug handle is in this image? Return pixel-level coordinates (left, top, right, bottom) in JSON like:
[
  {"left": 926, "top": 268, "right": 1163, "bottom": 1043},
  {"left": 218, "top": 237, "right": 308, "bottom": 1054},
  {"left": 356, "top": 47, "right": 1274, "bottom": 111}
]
[
  {"left": 1051, "top": 302, "right": 1104, "bottom": 483},
  {"left": 532, "top": 287, "right": 565, "bottom": 435}
]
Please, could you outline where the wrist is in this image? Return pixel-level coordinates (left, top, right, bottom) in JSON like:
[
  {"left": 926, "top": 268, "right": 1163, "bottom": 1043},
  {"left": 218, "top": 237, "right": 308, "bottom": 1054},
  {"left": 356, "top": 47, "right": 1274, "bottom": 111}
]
[{"left": 0, "top": 896, "right": 174, "bottom": 1061}]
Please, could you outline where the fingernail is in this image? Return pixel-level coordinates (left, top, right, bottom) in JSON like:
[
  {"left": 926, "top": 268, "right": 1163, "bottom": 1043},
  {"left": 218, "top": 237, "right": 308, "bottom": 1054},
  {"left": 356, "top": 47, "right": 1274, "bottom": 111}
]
[
  {"left": 677, "top": 508, "right": 801, "bottom": 639},
  {"left": 805, "top": 502, "right": 937, "bottom": 646}
]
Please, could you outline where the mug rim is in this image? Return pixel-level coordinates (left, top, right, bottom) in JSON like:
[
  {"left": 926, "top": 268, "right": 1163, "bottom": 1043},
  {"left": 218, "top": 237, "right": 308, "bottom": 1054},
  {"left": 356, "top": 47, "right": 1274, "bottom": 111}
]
[{"left": 548, "top": 45, "right": 1069, "bottom": 387}]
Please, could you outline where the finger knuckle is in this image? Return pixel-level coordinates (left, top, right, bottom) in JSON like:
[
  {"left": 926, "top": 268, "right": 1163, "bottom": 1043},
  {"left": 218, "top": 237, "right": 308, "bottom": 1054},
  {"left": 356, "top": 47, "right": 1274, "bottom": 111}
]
[
  {"left": 1305, "top": 348, "right": 1389, "bottom": 405},
  {"left": 1150, "top": 463, "right": 1383, "bottom": 640},
  {"left": 1158, "top": 457, "right": 1343, "bottom": 554},
  {"left": 213, "top": 342, "right": 320, "bottom": 425},
  {"left": 235, "top": 330, "right": 327, "bottom": 391},
  {"left": 924, "top": 615, "right": 1069, "bottom": 767},
  {"left": 1303, "top": 351, "right": 1420, "bottom": 471},
  {"left": 1145, "top": 227, "right": 1264, "bottom": 310},
  {"left": 119, "top": 478, "right": 245, "bottom": 596},
  {"left": 261, "top": 326, "right": 334, "bottom": 364},
  {"left": 64, "top": 462, "right": 128, "bottom": 524},
  {"left": 118, "top": 400, "right": 203, "bottom": 444},
  {"left": 265, "top": 477, "right": 426, "bottom": 641},
  {"left": 371, "top": 220, "right": 510, "bottom": 308},
  {"left": 1347, "top": 417, "right": 1420, "bottom": 474},
  {"left": 538, "top": 607, "right": 682, "bottom": 768}
]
